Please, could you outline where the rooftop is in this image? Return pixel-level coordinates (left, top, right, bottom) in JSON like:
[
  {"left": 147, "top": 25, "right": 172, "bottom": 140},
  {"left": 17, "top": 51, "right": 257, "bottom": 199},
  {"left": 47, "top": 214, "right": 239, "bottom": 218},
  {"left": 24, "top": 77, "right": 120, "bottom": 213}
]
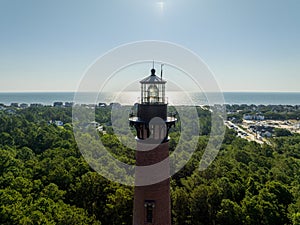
[{"left": 140, "top": 69, "right": 166, "bottom": 84}]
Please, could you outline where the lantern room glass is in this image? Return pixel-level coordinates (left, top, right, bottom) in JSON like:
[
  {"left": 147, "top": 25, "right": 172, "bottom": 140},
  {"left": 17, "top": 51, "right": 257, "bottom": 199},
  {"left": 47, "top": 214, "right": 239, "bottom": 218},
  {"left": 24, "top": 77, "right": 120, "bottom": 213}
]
[
  {"left": 148, "top": 84, "right": 159, "bottom": 103},
  {"left": 141, "top": 83, "right": 165, "bottom": 104}
]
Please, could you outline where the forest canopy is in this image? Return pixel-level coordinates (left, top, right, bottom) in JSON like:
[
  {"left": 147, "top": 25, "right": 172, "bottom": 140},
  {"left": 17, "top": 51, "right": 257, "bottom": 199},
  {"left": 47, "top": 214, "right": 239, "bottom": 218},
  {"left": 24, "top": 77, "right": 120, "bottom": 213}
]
[{"left": 0, "top": 105, "right": 299, "bottom": 224}]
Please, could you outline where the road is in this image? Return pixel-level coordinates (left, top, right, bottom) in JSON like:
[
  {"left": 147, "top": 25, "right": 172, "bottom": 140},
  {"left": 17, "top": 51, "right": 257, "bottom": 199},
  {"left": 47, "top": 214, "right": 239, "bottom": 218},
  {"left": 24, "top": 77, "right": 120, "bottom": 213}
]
[{"left": 225, "top": 120, "right": 266, "bottom": 145}]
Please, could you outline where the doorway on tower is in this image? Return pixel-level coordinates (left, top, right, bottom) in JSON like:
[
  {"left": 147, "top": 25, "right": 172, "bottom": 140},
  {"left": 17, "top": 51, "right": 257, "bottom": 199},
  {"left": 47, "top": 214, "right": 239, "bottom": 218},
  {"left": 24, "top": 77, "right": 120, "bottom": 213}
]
[{"left": 144, "top": 200, "right": 155, "bottom": 224}]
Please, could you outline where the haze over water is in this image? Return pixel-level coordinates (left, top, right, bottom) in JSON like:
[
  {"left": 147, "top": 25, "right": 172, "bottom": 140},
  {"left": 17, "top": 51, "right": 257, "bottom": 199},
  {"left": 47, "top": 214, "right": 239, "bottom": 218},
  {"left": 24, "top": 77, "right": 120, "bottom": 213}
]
[{"left": 0, "top": 92, "right": 300, "bottom": 106}]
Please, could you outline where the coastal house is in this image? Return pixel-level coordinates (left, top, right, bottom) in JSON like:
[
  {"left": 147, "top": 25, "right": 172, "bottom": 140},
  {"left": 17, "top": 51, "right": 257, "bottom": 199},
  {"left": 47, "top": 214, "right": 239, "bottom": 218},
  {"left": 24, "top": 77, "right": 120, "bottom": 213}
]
[
  {"left": 20, "top": 103, "right": 29, "bottom": 109},
  {"left": 98, "top": 103, "right": 107, "bottom": 107},
  {"left": 53, "top": 102, "right": 63, "bottom": 107},
  {"left": 243, "top": 114, "right": 253, "bottom": 120},
  {"left": 30, "top": 103, "right": 43, "bottom": 107},
  {"left": 64, "top": 102, "right": 74, "bottom": 107},
  {"left": 55, "top": 120, "right": 64, "bottom": 126},
  {"left": 87, "top": 121, "right": 104, "bottom": 132},
  {"left": 294, "top": 123, "right": 300, "bottom": 129},
  {"left": 89, "top": 121, "right": 100, "bottom": 128},
  {"left": 261, "top": 131, "right": 272, "bottom": 138},
  {"left": 48, "top": 120, "right": 64, "bottom": 126},
  {"left": 243, "top": 114, "right": 265, "bottom": 121},
  {"left": 250, "top": 125, "right": 274, "bottom": 138}
]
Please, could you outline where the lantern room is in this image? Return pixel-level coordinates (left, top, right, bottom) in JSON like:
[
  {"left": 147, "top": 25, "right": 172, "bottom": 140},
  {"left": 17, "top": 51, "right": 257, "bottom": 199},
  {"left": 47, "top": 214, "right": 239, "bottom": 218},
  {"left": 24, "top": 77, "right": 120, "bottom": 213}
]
[{"left": 140, "top": 68, "right": 166, "bottom": 104}]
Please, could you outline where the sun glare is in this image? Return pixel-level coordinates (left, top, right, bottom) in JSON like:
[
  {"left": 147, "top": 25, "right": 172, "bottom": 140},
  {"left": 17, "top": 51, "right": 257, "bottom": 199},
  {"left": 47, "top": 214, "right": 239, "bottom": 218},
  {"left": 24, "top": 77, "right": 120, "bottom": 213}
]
[{"left": 157, "top": 1, "right": 165, "bottom": 12}]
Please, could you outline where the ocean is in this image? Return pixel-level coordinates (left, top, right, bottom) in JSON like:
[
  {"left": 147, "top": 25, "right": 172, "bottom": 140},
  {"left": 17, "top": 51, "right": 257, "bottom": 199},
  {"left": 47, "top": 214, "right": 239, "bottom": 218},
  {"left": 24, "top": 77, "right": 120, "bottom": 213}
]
[{"left": 0, "top": 92, "right": 299, "bottom": 106}]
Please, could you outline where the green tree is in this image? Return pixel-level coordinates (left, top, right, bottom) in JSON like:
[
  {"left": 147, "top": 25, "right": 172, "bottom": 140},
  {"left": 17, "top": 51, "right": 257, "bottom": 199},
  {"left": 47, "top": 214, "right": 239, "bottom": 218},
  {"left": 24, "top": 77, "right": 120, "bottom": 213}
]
[{"left": 216, "top": 199, "right": 244, "bottom": 225}]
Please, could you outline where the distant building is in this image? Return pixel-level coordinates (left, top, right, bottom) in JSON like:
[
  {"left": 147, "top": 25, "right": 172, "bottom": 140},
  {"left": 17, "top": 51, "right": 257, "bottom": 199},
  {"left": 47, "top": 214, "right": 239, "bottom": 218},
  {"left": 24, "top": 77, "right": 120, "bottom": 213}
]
[
  {"left": 256, "top": 115, "right": 265, "bottom": 120},
  {"left": 227, "top": 111, "right": 235, "bottom": 115},
  {"left": 53, "top": 102, "right": 63, "bottom": 107},
  {"left": 98, "top": 102, "right": 107, "bottom": 107},
  {"left": 243, "top": 114, "right": 253, "bottom": 120},
  {"left": 89, "top": 121, "right": 100, "bottom": 127},
  {"left": 30, "top": 103, "right": 43, "bottom": 107},
  {"left": 294, "top": 123, "right": 300, "bottom": 129},
  {"left": 20, "top": 103, "right": 29, "bottom": 109},
  {"left": 262, "top": 131, "right": 272, "bottom": 138},
  {"left": 64, "top": 102, "right": 74, "bottom": 107},
  {"left": 97, "top": 126, "right": 104, "bottom": 132},
  {"left": 48, "top": 120, "right": 64, "bottom": 126},
  {"left": 55, "top": 120, "right": 63, "bottom": 126},
  {"left": 243, "top": 114, "right": 265, "bottom": 121},
  {"left": 81, "top": 104, "right": 96, "bottom": 108},
  {"left": 249, "top": 125, "right": 274, "bottom": 138},
  {"left": 10, "top": 103, "right": 19, "bottom": 108},
  {"left": 87, "top": 121, "right": 103, "bottom": 132}
]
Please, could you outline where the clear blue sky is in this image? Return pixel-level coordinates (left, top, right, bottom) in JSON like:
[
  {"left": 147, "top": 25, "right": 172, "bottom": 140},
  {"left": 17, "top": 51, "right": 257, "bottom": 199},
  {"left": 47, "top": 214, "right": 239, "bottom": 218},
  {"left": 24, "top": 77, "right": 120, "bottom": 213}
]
[{"left": 0, "top": 0, "right": 299, "bottom": 92}]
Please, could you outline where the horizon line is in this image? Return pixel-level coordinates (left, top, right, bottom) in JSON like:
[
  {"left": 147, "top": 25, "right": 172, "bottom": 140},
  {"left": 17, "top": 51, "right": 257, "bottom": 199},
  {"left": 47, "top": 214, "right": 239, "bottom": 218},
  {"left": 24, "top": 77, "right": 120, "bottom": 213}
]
[{"left": 0, "top": 90, "right": 300, "bottom": 93}]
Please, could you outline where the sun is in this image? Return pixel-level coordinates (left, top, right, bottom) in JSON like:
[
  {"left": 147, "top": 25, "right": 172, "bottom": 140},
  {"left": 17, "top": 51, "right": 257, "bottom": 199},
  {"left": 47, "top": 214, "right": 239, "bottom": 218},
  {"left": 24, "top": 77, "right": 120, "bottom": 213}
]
[{"left": 157, "top": 1, "right": 165, "bottom": 12}]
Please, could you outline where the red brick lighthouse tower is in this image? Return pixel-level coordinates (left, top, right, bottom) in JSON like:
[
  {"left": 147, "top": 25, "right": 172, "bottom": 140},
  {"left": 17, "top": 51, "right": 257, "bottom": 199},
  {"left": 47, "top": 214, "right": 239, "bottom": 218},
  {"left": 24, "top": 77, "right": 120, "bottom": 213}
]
[{"left": 129, "top": 68, "right": 176, "bottom": 225}]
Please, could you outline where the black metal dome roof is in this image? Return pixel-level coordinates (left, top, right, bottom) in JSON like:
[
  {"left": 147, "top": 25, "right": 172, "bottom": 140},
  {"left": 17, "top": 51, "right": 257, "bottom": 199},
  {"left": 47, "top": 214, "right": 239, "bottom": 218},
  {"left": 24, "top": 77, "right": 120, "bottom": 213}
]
[{"left": 140, "top": 69, "right": 166, "bottom": 84}]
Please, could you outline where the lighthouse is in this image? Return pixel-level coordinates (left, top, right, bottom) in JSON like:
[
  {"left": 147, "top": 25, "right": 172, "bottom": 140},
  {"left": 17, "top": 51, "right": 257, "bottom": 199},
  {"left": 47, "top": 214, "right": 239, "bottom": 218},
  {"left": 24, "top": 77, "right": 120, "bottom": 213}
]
[{"left": 129, "top": 67, "right": 176, "bottom": 225}]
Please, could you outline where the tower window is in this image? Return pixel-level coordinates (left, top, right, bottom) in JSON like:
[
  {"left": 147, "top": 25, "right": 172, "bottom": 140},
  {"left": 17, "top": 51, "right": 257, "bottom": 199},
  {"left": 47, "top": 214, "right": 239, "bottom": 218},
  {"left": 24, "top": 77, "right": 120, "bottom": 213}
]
[
  {"left": 144, "top": 200, "right": 155, "bottom": 223},
  {"left": 146, "top": 205, "right": 153, "bottom": 223}
]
